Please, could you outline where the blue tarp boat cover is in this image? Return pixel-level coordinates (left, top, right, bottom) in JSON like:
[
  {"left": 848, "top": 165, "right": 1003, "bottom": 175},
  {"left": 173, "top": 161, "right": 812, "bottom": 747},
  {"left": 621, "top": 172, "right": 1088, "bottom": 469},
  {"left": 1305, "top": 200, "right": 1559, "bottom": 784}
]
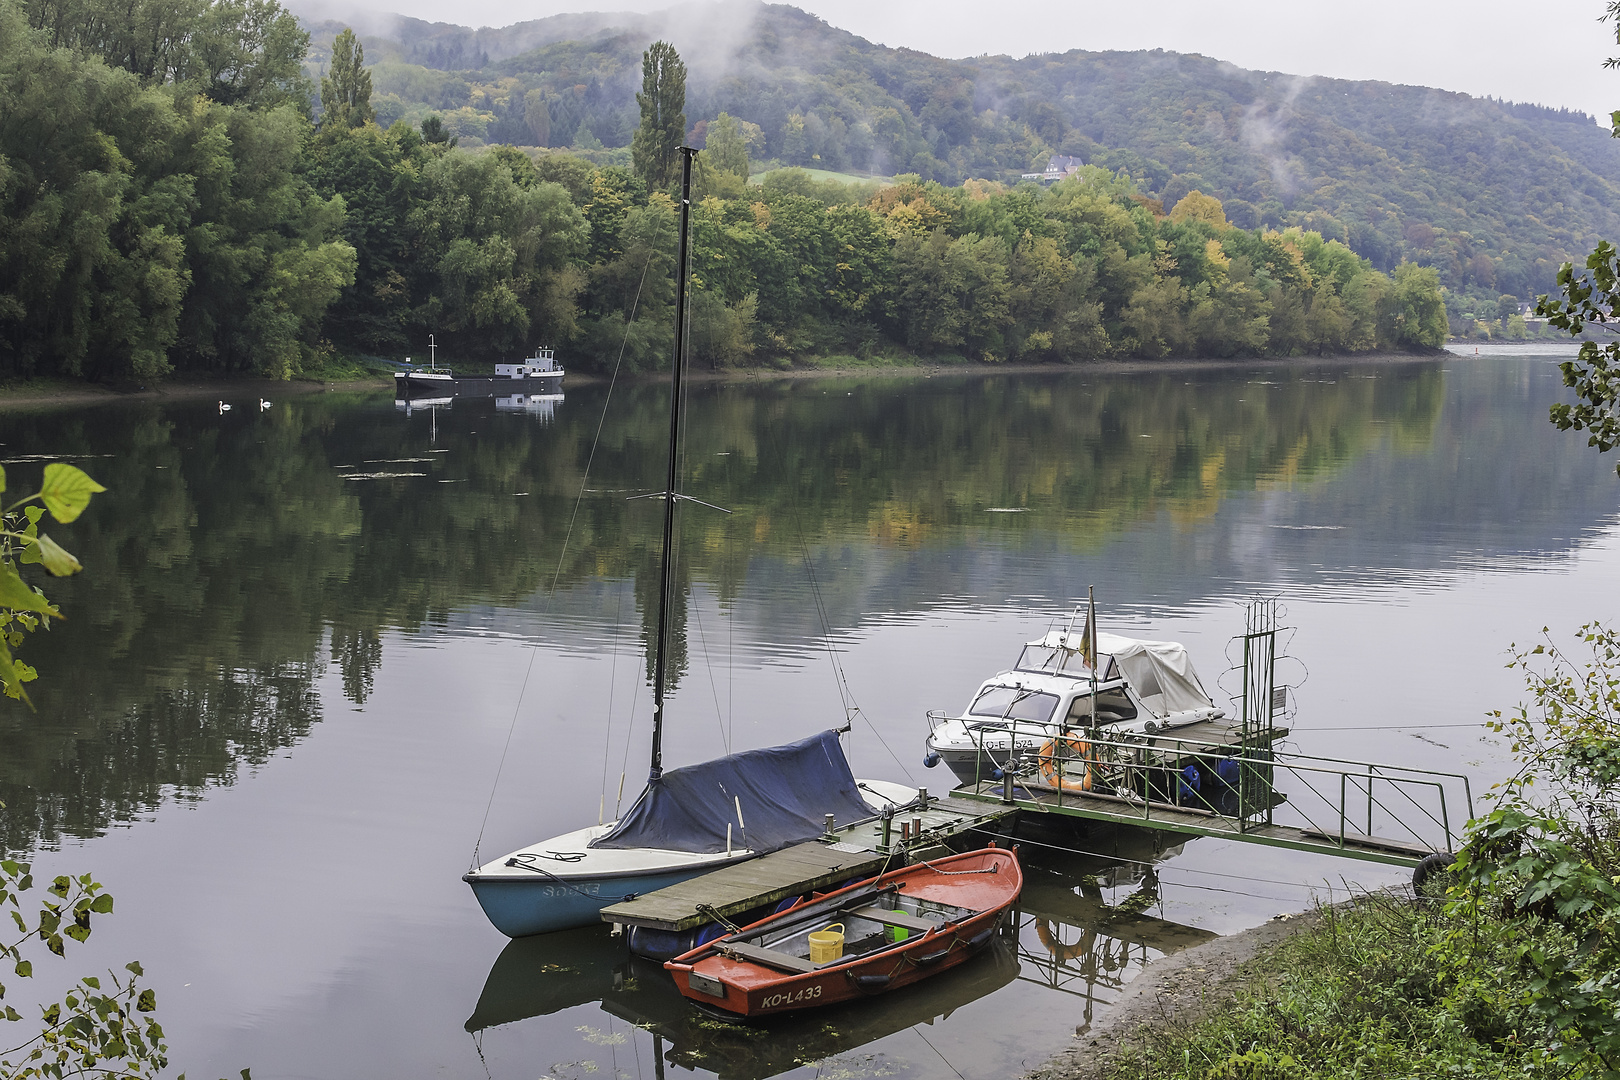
[{"left": 589, "top": 730, "right": 873, "bottom": 853}]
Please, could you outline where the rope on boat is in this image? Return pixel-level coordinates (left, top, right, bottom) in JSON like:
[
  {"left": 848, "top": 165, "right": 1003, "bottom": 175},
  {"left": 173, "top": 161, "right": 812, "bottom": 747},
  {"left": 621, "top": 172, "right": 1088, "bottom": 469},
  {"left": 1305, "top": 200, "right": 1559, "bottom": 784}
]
[
  {"left": 908, "top": 858, "right": 1002, "bottom": 876},
  {"left": 497, "top": 856, "right": 640, "bottom": 901},
  {"left": 695, "top": 904, "right": 742, "bottom": 933}
]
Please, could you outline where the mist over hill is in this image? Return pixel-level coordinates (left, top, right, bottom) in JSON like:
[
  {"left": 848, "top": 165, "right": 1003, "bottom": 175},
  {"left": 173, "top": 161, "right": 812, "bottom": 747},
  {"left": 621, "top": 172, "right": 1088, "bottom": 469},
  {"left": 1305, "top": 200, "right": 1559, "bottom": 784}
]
[{"left": 291, "top": 0, "right": 1620, "bottom": 317}]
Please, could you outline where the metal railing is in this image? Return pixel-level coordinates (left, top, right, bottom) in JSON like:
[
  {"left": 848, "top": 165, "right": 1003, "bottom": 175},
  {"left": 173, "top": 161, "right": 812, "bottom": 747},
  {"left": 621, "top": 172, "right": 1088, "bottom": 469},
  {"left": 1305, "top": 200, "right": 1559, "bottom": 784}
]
[{"left": 948, "top": 715, "right": 1472, "bottom": 855}]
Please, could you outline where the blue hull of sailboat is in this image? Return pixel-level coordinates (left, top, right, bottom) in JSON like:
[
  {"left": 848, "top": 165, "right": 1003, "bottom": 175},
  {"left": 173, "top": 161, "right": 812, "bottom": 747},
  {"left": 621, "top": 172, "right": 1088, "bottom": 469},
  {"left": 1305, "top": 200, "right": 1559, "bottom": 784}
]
[{"left": 465, "top": 867, "right": 718, "bottom": 938}]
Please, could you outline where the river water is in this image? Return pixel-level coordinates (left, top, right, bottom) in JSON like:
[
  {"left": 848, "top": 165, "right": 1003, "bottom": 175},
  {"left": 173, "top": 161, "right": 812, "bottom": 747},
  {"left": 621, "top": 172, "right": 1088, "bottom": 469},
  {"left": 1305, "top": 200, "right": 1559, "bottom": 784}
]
[{"left": 1, "top": 344, "right": 1616, "bottom": 1079}]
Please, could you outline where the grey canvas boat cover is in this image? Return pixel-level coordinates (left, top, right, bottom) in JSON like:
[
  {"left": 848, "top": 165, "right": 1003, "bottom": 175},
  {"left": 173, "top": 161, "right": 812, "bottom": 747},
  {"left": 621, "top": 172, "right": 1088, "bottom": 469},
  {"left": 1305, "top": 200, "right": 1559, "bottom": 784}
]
[
  {"left": 589, "top": 729, "right": 873, "bottom": 854},
  {"left": 1033, "top": 629, "right": 1217, "bottom": 718}
]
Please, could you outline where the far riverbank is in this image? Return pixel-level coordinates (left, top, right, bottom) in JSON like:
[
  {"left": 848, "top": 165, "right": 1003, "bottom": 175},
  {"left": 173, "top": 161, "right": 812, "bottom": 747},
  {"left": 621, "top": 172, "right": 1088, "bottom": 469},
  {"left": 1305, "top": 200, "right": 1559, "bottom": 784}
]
[{"left": 0, "top": 347, "right": 1474, "bottom": 411}]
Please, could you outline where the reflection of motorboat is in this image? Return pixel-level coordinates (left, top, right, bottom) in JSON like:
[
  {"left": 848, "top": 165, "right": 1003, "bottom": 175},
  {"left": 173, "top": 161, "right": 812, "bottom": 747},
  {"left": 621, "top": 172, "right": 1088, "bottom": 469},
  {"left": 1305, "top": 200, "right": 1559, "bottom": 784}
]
[
  {"left": 665, "top": 847, "right": 1021, "bottom": 1018},
  {"left": 924, "top": 628, "right": 1225, "bottom": 785}
]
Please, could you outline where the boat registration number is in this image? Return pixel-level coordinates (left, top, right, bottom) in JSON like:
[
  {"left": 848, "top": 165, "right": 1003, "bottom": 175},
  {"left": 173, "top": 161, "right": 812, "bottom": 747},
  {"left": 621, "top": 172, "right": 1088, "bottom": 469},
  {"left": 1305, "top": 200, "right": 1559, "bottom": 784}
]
[
  {"left": 689, "top": 972, "right": 725, "bottom": 998},
  {"left": 760, "top": 985, "right": 822, "bottom": 1009}
]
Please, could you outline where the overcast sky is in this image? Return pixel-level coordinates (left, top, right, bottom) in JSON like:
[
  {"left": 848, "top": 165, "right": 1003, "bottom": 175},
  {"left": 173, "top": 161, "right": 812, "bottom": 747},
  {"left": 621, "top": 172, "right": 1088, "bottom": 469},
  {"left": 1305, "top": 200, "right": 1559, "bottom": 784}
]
[{"left": 342, "top": 0, "right": 1620, "bottom": 121}]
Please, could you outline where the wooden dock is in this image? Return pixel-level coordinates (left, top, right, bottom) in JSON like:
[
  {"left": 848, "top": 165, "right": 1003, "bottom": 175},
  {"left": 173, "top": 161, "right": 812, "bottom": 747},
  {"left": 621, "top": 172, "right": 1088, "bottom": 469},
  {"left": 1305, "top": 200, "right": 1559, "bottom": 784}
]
[{"left": 600, "top": 793, "right": 1015, "bottom": 933}]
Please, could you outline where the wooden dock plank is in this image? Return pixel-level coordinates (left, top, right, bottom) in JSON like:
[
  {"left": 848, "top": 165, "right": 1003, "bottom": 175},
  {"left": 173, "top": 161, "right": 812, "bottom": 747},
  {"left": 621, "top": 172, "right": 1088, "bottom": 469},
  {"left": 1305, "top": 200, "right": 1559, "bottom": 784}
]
[{"left": 600, "top": 843, "right": 888, "bottom": 931}]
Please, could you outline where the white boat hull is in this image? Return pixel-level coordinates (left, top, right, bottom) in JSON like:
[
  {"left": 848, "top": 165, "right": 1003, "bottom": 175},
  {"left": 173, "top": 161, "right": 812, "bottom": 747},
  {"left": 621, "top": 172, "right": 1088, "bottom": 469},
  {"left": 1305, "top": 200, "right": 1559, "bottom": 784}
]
[{"left": 466, "top": 780, "right": 924, "bottom": 938}]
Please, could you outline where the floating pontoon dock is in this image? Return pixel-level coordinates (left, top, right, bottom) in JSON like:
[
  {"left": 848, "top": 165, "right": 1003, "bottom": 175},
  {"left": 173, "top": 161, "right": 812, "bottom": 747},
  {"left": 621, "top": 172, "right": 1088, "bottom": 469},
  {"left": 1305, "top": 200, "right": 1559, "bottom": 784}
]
[{"left": 599, "top": 793, "right": 1017, "bottom": 934}]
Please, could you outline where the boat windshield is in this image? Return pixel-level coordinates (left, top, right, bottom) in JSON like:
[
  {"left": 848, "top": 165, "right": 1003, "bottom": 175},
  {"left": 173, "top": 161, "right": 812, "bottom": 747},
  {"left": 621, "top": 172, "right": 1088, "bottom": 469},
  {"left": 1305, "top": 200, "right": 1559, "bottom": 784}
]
[
  {"left": 968, "top": 686, "right": 1059, "bottom": 724},
  {"left": 1014, "top": 644, "right": 1091, "bottom": 677}
]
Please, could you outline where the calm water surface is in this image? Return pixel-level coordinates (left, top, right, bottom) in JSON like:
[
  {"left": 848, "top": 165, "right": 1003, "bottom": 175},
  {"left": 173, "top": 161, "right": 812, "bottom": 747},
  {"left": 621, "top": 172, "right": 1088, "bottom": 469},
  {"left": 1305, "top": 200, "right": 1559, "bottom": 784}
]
[{"left": 1, "top": 345, "right": 1617, "bottom": 1079}]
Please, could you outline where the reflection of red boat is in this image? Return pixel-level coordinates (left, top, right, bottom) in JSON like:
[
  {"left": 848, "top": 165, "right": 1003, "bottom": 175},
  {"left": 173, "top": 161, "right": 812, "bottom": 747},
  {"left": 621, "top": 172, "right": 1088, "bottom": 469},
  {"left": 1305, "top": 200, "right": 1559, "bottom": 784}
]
[{"left": 665, "top": 846, "right": 1021, "bottom": 1018}]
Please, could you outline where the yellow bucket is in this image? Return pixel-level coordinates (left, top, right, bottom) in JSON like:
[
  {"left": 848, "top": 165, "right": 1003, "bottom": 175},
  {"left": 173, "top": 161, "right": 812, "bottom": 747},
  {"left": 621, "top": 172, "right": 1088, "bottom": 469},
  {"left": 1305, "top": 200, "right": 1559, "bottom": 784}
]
[{"left": 808, "top": 923, "right": 844, "bottom": 964}]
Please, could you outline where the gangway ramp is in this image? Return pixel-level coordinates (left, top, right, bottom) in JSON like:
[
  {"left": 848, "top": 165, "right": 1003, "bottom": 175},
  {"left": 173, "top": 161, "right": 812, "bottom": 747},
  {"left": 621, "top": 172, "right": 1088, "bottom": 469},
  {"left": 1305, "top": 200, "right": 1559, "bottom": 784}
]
[{"left": 953, "top": 734, "right": 1473, "bottom": 868}]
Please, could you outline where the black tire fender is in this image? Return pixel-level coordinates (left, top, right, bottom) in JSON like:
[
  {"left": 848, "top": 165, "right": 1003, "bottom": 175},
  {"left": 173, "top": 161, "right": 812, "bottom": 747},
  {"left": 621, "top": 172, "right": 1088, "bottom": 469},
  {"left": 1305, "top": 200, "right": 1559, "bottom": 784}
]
[{"left": 1412, "top": 851, "right": 1456, "bottom": 892}]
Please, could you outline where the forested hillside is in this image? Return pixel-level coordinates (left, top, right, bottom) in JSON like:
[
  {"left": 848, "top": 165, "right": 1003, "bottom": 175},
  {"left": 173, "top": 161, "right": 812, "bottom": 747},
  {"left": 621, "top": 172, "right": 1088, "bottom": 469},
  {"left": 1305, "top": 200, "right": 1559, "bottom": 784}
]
[
  {"left": 298, "top": 1, "right": 1620, "bottom": 320},
  {"left": 0, "top": 0, "right": 1492, "bottom": 382}
]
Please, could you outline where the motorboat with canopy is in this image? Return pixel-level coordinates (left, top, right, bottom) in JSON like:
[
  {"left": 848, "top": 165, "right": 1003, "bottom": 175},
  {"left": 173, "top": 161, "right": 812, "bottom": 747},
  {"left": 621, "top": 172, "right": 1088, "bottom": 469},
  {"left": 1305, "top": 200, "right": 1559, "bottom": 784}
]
[{"left": 924, "top": 623, "right": 1224, "bottom": 786}]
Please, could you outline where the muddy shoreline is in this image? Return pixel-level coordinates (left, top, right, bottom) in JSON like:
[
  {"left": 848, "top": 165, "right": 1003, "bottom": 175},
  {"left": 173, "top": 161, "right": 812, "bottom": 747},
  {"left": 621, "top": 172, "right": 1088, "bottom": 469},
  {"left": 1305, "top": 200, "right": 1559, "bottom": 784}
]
[
  {"left": 0, "top": 349, "right": 1459, "bottom": 411},
  {"left": 1025, "top": 909, "right": 1324, "bottom": 1080}
]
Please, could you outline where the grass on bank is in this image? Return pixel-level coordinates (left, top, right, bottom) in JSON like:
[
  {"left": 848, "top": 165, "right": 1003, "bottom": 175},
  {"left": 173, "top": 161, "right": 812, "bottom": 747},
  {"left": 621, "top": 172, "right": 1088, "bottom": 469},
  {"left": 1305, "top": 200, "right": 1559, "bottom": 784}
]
[{"left": 1102, "top": 890, "right": 1572, "bottom": 1080}]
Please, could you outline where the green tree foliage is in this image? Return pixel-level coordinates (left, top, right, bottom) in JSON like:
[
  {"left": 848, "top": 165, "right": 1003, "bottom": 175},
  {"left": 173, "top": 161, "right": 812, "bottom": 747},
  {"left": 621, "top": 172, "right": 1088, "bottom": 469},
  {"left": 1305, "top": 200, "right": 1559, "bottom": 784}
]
[
  {"left": 1537, "top": 212, "right": 1620, "bottom": 475},
  {"left": 702, "top": 112, "right": 751, "bottom": 180},
  {"left": 1, "top": 863, "right": 174, "bottom": 1080},
  {"left": 1444, "top": 625, "right": 1620, "bottom": 1075},
  {"left": 0, "top": 464, "right": 104, "bottom": 701},
  {"left": 319, "top": 27, "right": 372, "bottom": 131},
  {"left": 630, "top": 41, "right": 684, "bottom": 191},
  {"left": 23, "top": 0, "right": 309, "bottom": 109},
  {"left": 0, "top": 0, "right": 351, "bottom": 380},
  {"left": 552, "top": 165, "right": 1442, "bottom": 369}
]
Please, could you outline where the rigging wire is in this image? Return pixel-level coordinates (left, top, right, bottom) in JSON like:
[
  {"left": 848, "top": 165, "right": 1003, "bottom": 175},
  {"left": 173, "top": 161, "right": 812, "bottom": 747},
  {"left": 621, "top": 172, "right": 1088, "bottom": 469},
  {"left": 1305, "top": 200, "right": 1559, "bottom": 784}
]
[
  {"left": 911, "top": 1026, "right": 967, "bottom": 1080},
  {"left": 470, "top": 240, "right": 659, "bottom": 870},
  {"left": 727, "top": 524, "right": 735, "bottom": 754},
  {"left": 691, "top": 584, "right": 732, "bottom": 754},
  {"left": 1302, "top": 722, "right": 1490, "bottom": 731},
  {"left": 617, "top": 674, "right": 643, "bottom": 819},
  {"left": 790, "top": 502, "right": 917, "bottom": 783},
  {"left": 600, "top": 587, "right": 625, "bottom": 823}
]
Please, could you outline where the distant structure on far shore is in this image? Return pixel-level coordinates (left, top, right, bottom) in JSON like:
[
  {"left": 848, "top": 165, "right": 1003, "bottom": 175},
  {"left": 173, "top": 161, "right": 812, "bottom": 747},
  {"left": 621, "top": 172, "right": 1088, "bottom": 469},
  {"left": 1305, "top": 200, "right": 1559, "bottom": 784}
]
[{"left": 1021, "top": 154, "right": 1085, "bottom": 182}]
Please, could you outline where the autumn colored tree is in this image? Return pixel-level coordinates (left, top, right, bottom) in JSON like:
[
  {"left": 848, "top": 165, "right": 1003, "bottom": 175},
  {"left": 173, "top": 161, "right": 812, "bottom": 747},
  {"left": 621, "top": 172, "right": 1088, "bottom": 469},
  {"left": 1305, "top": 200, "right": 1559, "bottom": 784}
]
[{"left": 1169, "top": 190, "right": 1228, "bottom": 228}]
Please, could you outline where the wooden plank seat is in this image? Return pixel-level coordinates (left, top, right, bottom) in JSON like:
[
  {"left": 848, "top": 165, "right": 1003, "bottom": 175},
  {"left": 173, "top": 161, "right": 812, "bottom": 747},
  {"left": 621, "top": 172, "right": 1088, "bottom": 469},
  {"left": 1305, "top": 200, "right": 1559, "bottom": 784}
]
[
  {"left": 843, "top": 905, "right": 947, "bottom": 933},
  {"left": 717, "top": 941, "right": 818, "bottom": 974}
]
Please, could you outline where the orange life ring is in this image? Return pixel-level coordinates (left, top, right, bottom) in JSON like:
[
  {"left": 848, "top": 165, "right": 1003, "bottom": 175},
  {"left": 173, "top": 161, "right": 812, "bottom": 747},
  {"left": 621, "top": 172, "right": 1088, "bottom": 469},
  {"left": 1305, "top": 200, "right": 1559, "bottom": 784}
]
[
  {"left": 1035, "top": 918, "right": 1097, "bottom": 963},
  {"left": 1038, "top": 735, "right": 1095, "bottom": 792}
]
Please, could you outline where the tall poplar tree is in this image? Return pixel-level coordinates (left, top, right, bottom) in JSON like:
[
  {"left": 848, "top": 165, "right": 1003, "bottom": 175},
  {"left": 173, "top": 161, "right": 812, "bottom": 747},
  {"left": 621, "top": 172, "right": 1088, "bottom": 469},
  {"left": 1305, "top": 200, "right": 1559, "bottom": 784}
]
[
  {"left": 630, "top": 41, "right": 685, "bottom": 190},
  {"left": 320, "top": 27, "right": 373, "bottom": 131}
]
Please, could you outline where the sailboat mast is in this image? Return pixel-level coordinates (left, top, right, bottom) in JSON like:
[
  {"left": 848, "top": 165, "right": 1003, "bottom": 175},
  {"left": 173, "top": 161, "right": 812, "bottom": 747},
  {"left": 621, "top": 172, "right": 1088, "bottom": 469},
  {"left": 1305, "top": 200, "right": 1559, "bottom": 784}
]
[{"left": 648, "top": 145, "right": 697, "bottom": 784}]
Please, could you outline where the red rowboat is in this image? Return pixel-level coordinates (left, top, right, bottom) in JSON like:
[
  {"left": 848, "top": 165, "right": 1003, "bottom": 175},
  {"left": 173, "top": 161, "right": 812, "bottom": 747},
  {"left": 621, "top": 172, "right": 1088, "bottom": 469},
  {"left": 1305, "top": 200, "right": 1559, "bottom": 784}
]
[{"left": 665, "top": 845, "right": 1021, "bottom": 1018}]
